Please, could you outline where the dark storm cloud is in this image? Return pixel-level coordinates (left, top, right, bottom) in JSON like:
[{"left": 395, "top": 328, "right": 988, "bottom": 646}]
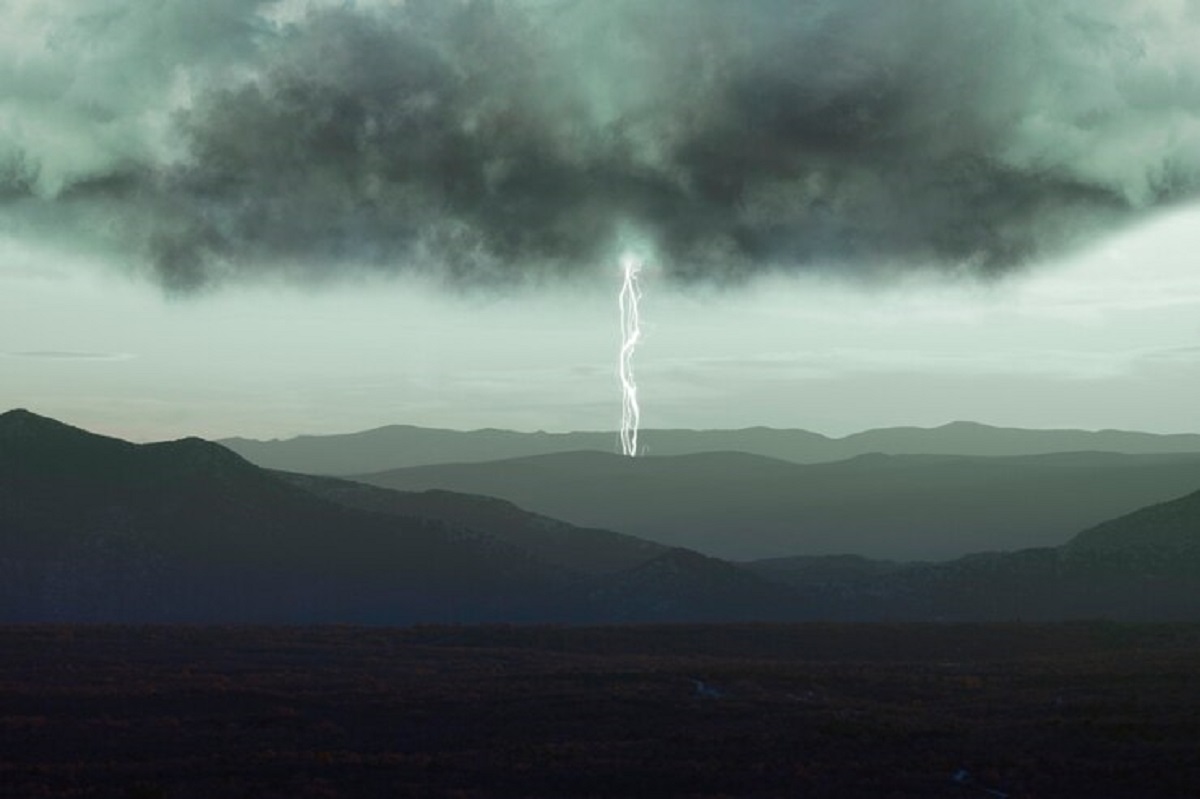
[{"left": 3, "top": 0, "right": 1200, "bottom": 290}]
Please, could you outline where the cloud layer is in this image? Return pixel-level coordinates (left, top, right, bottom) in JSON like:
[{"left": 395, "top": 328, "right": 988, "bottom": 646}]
[{"left": 2, "top": 0, "right": 1200, "bottom": 291}]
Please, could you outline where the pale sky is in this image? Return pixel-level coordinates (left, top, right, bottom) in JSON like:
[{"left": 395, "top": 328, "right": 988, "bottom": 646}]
[
  {"left": 3, "top": 201, "right": 1200, "bottom": 442},
  {"left": 3, "top": 1, "right": 1200, "bottom": 442}
]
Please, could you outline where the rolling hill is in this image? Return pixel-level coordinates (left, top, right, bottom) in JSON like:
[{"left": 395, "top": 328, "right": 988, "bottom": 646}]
[
  {"left": 5, "top": 409, "right": 1199, "bottom": 622},
  {"left": 354, "top": 449, "right": 1200, "bottom": 561},
  {"left": 0, "top": 410, "right": 566, "bottom": 622},
  {"left": 276, "top": 472, "right": 668, "bottom": 575},
  {"left": 0, "top": 410, "right": 794, "bottom": 623},
  {"left": 1065, "top": 484, "right": 1200, "bottom": 559},
  {"left": 747, "top": 488, "right": 1200, "bottom": 621},
  {"left": 221, "top": 420, "right": 1200, "bottom": 474}
]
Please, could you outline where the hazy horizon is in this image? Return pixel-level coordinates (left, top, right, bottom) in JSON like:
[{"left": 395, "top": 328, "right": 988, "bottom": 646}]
[
  {"left": 7, "top": 201, "right": 1200, "bottom": 443},
  {"left": 10, "top": 403, "right": 1200, "bottom": 448}
]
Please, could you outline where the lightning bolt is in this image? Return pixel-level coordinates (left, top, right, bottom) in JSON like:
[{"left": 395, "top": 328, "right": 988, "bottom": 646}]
[{"left": 618, "top": 251, "right": 643, "bottom": 457}]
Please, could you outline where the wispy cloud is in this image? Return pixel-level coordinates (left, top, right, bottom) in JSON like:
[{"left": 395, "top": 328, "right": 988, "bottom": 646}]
[
  {"left": 651, "top": 347, "right": 1134, "bottom": 384},
  {"left": 1134, "top": 346, "right": 1200, "bottom": 367},
  {"left": 2, "top": 350, "right": 135, "bottom": 362}
]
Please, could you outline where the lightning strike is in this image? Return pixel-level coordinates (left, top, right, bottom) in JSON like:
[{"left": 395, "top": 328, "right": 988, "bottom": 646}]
[{"left": 618, "top": 251, "right": 644, "bottom": 457}]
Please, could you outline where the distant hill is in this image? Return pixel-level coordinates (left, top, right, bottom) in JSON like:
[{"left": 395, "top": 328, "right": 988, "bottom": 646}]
[
  {"left": 5, "top": 409, "right": 1199, "bottom": 623},
  {"left": 222, "top": 425, "right": 625, "bottom": 475},
  {"left": 276, "top": 472, "right": 668, "bottom": 575},
  {"left": 354, "top": 449, "right": 1200, "bottom": 561},
  {"left": 272, "top": 473, "right": 803, "bottom": 618},
  {"left": 0, "top": 409, "right": 570, "bottom": 622},
  {"left": 221, "top": 420, "right": 1200, "bottom": 475},
  {"left": 0, "top": 410, "right": 792, "bottom": 623},
  {"left": 1065, "top": 485, "right": 1200, "bottom": 559},
  {"left": 747, "top": 491, "right": 1200, "bottom": 621}
]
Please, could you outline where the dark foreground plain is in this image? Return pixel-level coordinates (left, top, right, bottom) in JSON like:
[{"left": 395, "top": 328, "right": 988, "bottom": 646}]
[{"left": 2, "top": 624, "right": 1198, "bottom": 798}]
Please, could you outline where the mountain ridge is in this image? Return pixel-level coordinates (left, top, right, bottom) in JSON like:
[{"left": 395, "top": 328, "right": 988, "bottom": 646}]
[
  {"left": 0, "top": 410, "right": 793, "bottom": 623},
  {"left": 5, "top": 409, "right": 1199, "bottom": 623},
  {"left": 219, "top": 418, "right": 1200, "bottom": 475},
  {"left": 0, "top": 410, "right": 574, "bottom": 620},
  {"left": 275, "top": 471, "right": 669, "bottom": 575},
  {"left": 355, "top": 448, "right": 1200, "bottom": 560}
]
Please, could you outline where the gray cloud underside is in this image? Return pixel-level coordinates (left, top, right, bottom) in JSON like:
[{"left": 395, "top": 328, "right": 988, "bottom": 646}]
[{"left": 2, "top": 0, "right": 1199, "bottom": 291}]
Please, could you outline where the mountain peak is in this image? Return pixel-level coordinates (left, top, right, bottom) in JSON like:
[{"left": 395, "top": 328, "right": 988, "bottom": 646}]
[
  {"left": 143, "top": 436, "right": 256, "bottom": 472},
  {"left": 1, "top": 407, "right": 50, "bottom": 423},
  {"left": 938, "top": 420, "right": 995, "bottom": 430},
  {"left": 0, "top": 408, "right": 91, "bottom": 440}
]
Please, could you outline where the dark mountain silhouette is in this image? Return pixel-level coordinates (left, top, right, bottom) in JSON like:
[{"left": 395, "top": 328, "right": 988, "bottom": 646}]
[
  {"left": 221, "top": 420, "right": 1200, "bottom": 475},
  {"left": 276, "top": 472, "right": 668, "bottom": 575},
  {"left": 269, "top": 474, "right": 801, "bottom": 617},
  {"left": 1064, "top": 485, "right": 1200, "bottom": 559},
  {"left": 355, "top": 449, "right": 1200, "bottom": 561},
  {"left": 0, "top": 410, "right": 792, "bottom": 623},
  {"left": 5, "top": 409, "right": 1199, "bottom": 623},
  {"left": 748, "top": 489, "right": 1200, "bottom": 621},
  {"left": 0, "top": 409, "right": 574, "bottom": 622}
]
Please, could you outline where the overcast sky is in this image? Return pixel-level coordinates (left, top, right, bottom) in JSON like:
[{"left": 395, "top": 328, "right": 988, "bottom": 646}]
[{"left": 3, "top": 0, "right": 1200, "bottom": 441}]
